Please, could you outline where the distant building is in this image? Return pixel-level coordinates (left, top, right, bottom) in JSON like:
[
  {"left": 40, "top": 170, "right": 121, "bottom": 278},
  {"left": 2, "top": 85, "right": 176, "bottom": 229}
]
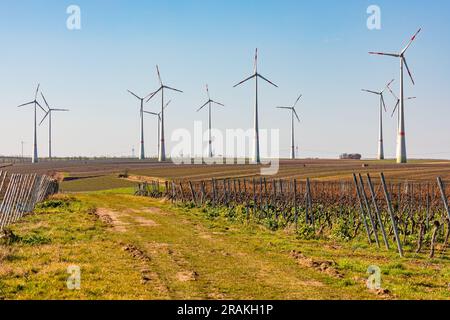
[{"left": 340, "top": 153, "right": 362, "bottom": 160}]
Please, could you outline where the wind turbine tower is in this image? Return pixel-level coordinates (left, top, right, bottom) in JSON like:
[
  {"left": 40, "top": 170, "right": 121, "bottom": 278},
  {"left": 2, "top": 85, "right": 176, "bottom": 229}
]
[
  {"left": 233, "top": 49, "right": 278, "bottom": 164},
  {"left": 17, "top": 84, "right": 45, "bottom": 164},
  {"left": 39, "top": 91, "right": 69, "bottom": 160},
  {"left": 196, "top": 85, "right": 224, "bottom": 158},
  {"left": 147, "top": 66, "right": 183, "bottom": 162},
  {"left": 276, "top": 94, "right": 302, "bottom": 160},
  {"left": 369, "top": 28, "right": 422, "bottom": 163},
  {"left": 127, "top": 90, "right": 154, "bottom": 160},
  {"left": 362, "top": 79, "right": 393, "bottom": 160}
]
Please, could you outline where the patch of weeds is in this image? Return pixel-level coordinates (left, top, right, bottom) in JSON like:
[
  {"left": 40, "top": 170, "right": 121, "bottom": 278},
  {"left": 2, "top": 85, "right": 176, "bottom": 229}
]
[
  {"left": 331, "top": 219, "right": 354, "bottom": 242},
  {"left": 0, "top": 229, "right": 50, "bottom": 246},
  {"left": 19, "top": 233, "right": 51, "bottom": 246},
  {"left": 263, "top": 217, "right": 280, "bottom": 231},
  {"left": 296, "top": 224, "right": 317, "bottom": 240},
  {"left": 35, "top": 195, "right": 81, "bottom": 213},
  {"left": 341, "top": 279, "right": 356, "bottom": 287}
]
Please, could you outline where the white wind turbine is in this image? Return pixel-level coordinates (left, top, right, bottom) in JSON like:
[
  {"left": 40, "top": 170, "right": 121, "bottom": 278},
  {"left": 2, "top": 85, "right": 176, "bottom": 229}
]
[
  {"left": 17, "top": 84, "right": 45, "bottom": 164},
  {"left": 144, "top": 100, "right": 171, "bottom": 160},
  {"left": 362, "top": 79, "right": 393, "bottom": 160},
  {"left": 276, "top": 94, "right": 302, "bottom": 160},
  {"left": 39, "top": 91, "right": 69, "bottom": 160},
  {"left": 127, "top": 89, "right": 154, "bottom": 160},
  {"left": 146, "top": 66, "right": 183, "bottom": 162},
  {"left": 196, "top": 85, "right": 225, "bottom": 158},
  {"left": 369, "top": 28, "right": 422, "bottom": 163},
  {"left": 233, "top": 49, "right": 278, "bottom": 164}
]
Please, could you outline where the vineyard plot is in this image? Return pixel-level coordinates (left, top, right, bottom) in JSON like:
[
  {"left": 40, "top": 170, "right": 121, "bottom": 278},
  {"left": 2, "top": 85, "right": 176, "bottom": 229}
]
[{"left": 136, "top": 173, "right": 450, "bottom": 259}]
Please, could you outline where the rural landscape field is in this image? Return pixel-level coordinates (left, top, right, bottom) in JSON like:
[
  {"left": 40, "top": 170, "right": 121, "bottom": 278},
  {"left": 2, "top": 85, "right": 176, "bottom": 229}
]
[
  {"left": 1, "top": 159, "right": 450, "bottom": 300},
  {"left": 1, "top": 0, "right": 450, "bottom": 309}
]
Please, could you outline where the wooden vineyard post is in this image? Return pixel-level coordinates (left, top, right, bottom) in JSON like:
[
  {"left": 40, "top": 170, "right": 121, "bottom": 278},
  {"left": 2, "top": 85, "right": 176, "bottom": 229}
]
[
  {"left": 367, "top": 174, "right": 390, "bottom": 250},
  {"left": 171, "top": 181, "right": 176, "bottom": 202},
  {"left": 252, "top": 178, "right": 257, "bottom": 219},
  {"left": 179, "top": 182, "right": 185, "bottom": 201},
  {"left": 306, "top": 178, "right": 314, "bottom": 228},
  {"left": 437, "top": 177, "right": 450, "bottom": 222},
  {"left": 212, "top": 179, "right": 217, "bottom": 205},
  {"left": 200, "top": 181, "right": 206, "bottom": 205},
  {"left": 294, "top": 179, "right": 298, "bottom": 229},
  {"left": 352, "top": 173, "right": 372, "bottom": 245},
  {"left": 380, "top": 173, "right": 404, "bottom": 258},
  {"left": 165, "top": 181, "right": 169, "bottom": 198},
  {"left": 358, "top": 174, "right": 380, "bottom": 248},
  {"left": 189, "top": 181, "right": 197, "bottom": 206}
]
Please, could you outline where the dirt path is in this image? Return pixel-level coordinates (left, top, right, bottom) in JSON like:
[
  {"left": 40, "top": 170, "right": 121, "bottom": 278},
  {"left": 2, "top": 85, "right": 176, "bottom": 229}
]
[{"left": 83, "top": 194, "right": 380, "bottom": 300}]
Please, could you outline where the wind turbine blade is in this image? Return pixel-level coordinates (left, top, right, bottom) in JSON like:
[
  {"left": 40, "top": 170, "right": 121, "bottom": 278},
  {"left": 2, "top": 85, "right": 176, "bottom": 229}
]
[
  {"left": 254, "top": 48, "right": 258, "bottom": 73},
  {"left": 40, "top": 92, "right": 50, "bottom": 109},
  {"left": 206, "top": 84, "right": 210, "bottom": 100},
  {"left": 381, "top": 94, "right": 387, "bottom": 112},
  {"left": 293, "top": 109, "right": 300, "bottom": 122},
  {"left": 39, "top": 111, "right": 49, "bottom": 126},
  {"left": 144, "top": 111, "right": 158, "bottom": 116},
  {"left": 382, "top": 79, "right": 395, "bottom": 93},
  {"left": 127, "top": 90, "right": 142, "bottom": 100},
  {"left": 368, "top": 52, "right": 400, "bottom": 57},
  {"left": 196, "top": 101, "right": 209, "bottom": 112},
  {"left": 211, "top": 100, "right": 224, "bottom": 107},
  {"left": 35, "top": 100, "right": 46, "bottom": 113},
  {"left": 143, "top": 90, "right": 156, "bottom": 100},
  {"left": 165, "top": 100, "right": 172, "bottom": 108},
  {"left": 387, "top": 83, "right": 398, "bottom": 100},
  {"left": 35, "top": 84, "right": 40, "bottom": 99},
  {"left": 276, "top": 106, "right": 292, "bottom": 110},
  {"left": 233, "top": 74, "right": 256, "bottom": 88},
  {"left": 146, "top": 87, "right": 162, "bottom": 102},
  {"left": 406, "top": 97, "right": 417, "bottom": 100},
  {"left": 257, "top": 74, "right": 278, "bottom": 88},
  {"left": 361, "top": 89, "right": 379, "bottom": 95},
  {"left": 401, "top": 28, "right": 422, "bottom": 55},
  {"left": 52, "top": 108, "right": 70, "bottom": 112},
  {"left": 164, "top": 85, "right": 183, "bottom": 93},
  {"left": 156, "top": 65, "right": 163, "bottom": 86},
  {"left": 17, "top": 101, "right": 35, "bottom": 108},
  {"left": 386, "top": 79, "right": 395, "bottom": 87},
  {"left": 403, "top": 57, "right": 415, "bottom": 85},
  {"left": 391, "top": 100, "right": 399, "bottom": 118},
  {"left": 293, "top": 94, "right": 302, "bottom": 108}
]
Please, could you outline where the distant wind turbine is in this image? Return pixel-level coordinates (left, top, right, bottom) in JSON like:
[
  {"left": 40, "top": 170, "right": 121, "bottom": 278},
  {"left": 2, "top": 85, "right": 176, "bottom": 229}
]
[
  {"left": 144, "top": 100, "right": 171, "bottom": 160},
  {"left": 369, "top": 28, "right": 422, "bottom": 163},
  {"left": 127, "top": 89, "right": 154, "bottom": 160},
  {"left": 39, "top": 91, "right": 69, "bottom": 160},
  {"left": 361, "top": 79, "right": 394, "bottom": 160},
  {"left": 17, "top": 84, "right": 45, "bottom": 164},
  {"left": 233, "top": 49, "right": 278, "bottom": 164},
  {"left": 196, "top": 85, "right": 224, "bottom": 158},
  {"left": 147, "top": 66, "right": 183, "bottom": 162},
  {"left": 386, "top": 82, "right": 416, "bottom": 129},
  {"left": 276, "top": 94, "right": 302, "bottom": 160}
]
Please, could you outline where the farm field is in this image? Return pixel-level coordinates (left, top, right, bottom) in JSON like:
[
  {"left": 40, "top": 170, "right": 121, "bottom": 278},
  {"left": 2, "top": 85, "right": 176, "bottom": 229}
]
[
  {"left": 0, "top": 190, "right": 449, "bottom": 300},
  {"left": 3, "top": 159, "right": 450, "bottom": 192}
]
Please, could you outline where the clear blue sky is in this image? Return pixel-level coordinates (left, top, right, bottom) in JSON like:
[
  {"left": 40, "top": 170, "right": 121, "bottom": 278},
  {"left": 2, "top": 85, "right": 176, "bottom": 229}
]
[{"left": 1, "top": 0, "right": 449, "bottom": 159}]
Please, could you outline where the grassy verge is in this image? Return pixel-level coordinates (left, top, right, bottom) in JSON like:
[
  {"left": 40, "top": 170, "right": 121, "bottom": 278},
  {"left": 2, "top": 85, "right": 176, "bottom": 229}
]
[{"left": 0, "top": 190, "right": 449, "bottom": 300}]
